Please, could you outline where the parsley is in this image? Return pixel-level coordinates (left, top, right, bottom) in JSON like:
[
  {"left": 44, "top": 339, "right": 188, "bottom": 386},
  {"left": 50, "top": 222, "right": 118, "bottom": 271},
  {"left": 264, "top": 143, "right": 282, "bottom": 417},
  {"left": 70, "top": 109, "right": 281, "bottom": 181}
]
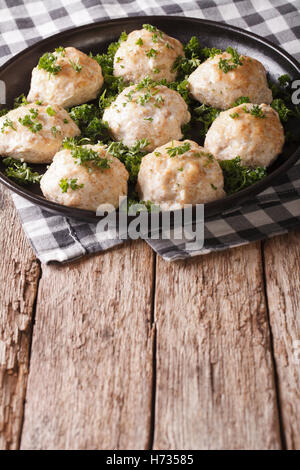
[
  {"left": 201, "top": 47, "right": 222, "bottom": 59},
  {"left": 153, "top": 67, "right": 160, "bottom": 74},
  {"left": 59, "top": 178, "right": 84, "bottom": 193},
  {"left": 106, "top": 139, "right": 149, "bottom": 183},
  {"left": 243, "top": 104, "right": 266, "bottom": 118},
  {"left": 268, "top": 74, "right": 300, "bottom": 142},
  {"left": 13, "top": 94, "right": 29, "bottom": 108},
  {"left": 232, "top": 96, "right": 250, "bottom": 107},
  {"left": 136, "top": 38, "right": 143, "bottom": 46},
  {"left": 69, "top": 59, "right": 82, "bottom": 72},
  {"left": 69, "top": 104, "right": 110, "bottom": 143},
  {"left": 1, "top": 118, "right": 16, "bottom": 133},
  {"left": 166, "top": 141, "right": 191, "bottom": 157},
  {"left": 46, "top": 106, "right": 56, "bottom": 116},
  {"left": 218, "top": 47, "right": 243, "bottom": 73},
  {"left": 55, "top": 46, "right": 65, "bottom": 56},
  {"left": 0, "top": 108, "right": 9, "bottom": 117},
  {"left": 193, "top": 103, "right": 220, "bottom": 136},
  {"left": 143, "top": 24, "right": 162, "bottom": 36},
  {"left": 203, "top": 153, "right": 214, "bottom": 166},
  {"left": 3, "top": 157, "right": 42, "bottom": 185},
  {"left": 90, "top": 31, "right": 127, "bottom": 111},
  {"left": 38, "top": 52, "right": 62, "bottom": 75},
  {"left": 271, "top": 98, "right": 293, "bottom": 123},
  {"left": 18, "top": 108, "right": 42, "bottom": 133},
  {"left": 219, "top": 157, "right": 267, "bottom": 194},
  {"left": 278, "top": 74, "right": 291, "bottom": 87},
  {"left": 144, "top": 117, "right": 153, "bottom": 121},
  {"left": 146, "top": 48, "right": 158, "bottom": 58},
  {"left": 63, "top": 118, "right": 69, "bottom": 124},
  {"left": 211, "top": 183, "right": 218, "bottom": 190},
  {"left": 51, "top": 126, "right": 61, "bottom": 137},
  {"left": 66, "top": 143, "right": 111, "bottom": 171},
  {"left": 230, "top": 112, "right": 239, "bottom": 119}
]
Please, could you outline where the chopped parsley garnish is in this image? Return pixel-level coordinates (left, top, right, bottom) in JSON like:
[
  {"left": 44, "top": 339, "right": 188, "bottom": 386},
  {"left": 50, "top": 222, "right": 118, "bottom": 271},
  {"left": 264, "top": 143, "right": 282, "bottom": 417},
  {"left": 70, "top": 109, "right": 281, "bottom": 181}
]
[
  {"left": 269, "top": 74, "right": 300, "bottom": 140},
  {"left": 243, "top": 104, "right": 266, "bottom": 118},
  {"left": 64, "top": 142, "right": 111, "bottom": 171},
  {"left": 219, "top": 157, "right": 267, "bottom": 194},
  {"left": 137, "top": 92, "right": 152, "bottom": 106},
  {"left": 143, "top": 24, "right": 162, "bottom": 37},
  {"left": 166, "top": 142, "right": 191, "bottom": 157},
  {"left": 218, "top": 47, "right": 243, "bottom": 73},
  {"left": 278, "top": 74, "right": 291, "bottom": 87},
  {"left": 51, "top": 126, "right": 61, "bottom": 137},
  {"left": 211, "top": 183, "right": 218, "bottom": 190},
  {"left": 18, "top": 108, "right": 42, "bottom": 133},
  {"left": 46, "top": 106, "right": 56, "bottom": 116},
  {"left": 271, "top": 98, "right": 293, "bottom": 123},
  {"left": 136, "top": 38, "right": 143, "bottom": 46},
  {"left": 203, "top": 153, "right": 214, "bottom": 166},
  {"left": 201, "top": 47, "right": 222, "bottom": 59},
  {"left": 106, "top": 139, "right": 149, "bottom": 183},
  {"left": 59, "top": 178, "right": 84, "bottom": 193},
  {"left": 193, "top": 104, "right": 220, "bottom": 136},
  {"left": 146, "top": 48, "right": 158, "bottom": 58},
  {"left": 153, "top": 67, "right": 160, "bottom": 74},
  {"left": 38, "top": 52, "right": 62, "bottom": 75},
  {"left": 2, "top": 157, "right": 42, "bottom": 185},
  {"left": 230, "top": 112, "right": 239, "bottom": 119},
  {"left": 90, "top": 31, "right": 127, "bottom": 110},
  {"left": 232, "top": 96, "right": 250, "bottom": 107},
  {"left": 63, "top": 118, "right": 69, "bottom": 124},
  {"left": 55, "top": 46, "right": 65, "bottom": 56},
  {"left": 144, "top": 117, "right": 153, "bottom": 121},
  {"left": 69, "top": 59, "right": 82, "bottom": 72},
  {"left": 1, "top": 117, "right": 16, "bottom": 133},
  {"left": 13, "top": 94, "right": 29, "bottom": 108},
  {"left": 0, "top": 108, "right": 9, "bottom": 117},
  {"left": 69, "top": 103, "right": 110, "bottom": 143}
]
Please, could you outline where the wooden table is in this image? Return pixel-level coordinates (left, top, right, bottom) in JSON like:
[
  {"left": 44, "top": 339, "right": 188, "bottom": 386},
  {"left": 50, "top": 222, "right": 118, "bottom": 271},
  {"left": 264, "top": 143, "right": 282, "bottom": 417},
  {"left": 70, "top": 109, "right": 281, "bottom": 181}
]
[{"left": 0, "top": 182, "right": 299, "bottom": 451}]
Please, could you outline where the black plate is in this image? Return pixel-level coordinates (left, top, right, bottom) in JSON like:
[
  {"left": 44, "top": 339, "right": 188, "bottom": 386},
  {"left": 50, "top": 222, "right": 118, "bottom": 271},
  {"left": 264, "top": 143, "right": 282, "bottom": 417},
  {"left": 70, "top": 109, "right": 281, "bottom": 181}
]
[{"left": 0, "top": 15, "right": 299, "bottom": 222}]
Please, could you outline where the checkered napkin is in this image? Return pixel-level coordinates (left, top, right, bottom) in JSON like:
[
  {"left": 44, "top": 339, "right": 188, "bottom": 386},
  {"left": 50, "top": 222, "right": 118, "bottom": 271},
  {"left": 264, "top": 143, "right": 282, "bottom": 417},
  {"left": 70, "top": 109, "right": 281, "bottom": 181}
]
[{"left": 1, "top": 0, "right": 300, "bottom": 263}]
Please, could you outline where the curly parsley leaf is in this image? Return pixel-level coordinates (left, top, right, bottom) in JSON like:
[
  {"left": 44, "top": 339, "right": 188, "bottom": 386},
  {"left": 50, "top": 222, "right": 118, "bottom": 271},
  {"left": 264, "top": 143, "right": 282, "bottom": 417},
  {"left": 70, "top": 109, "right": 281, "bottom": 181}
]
[
  {"left": 59, "top": 178, "right": 84, "bottom": 193},
  {"left": 219, "top": 157, "right": 267, "bottom": 194},
  {"left": 232, "top": 96, "right": 250, "bottom": 107},
  {"left": 69, "top": 104, "right": 110, "bottom": 143},
  {"left": 18, "top": 108, "right": 42, "bottom": 133},
  {"left": 106, "top": 139, "right": 150, "bottom": 184},
  {"left": 0, "top": 108, "right": 9, "bottom": 117},
  {"left": 166, "top": 141, "right": 191, "bottom": 157},
  {"left": 193, "top": 103, "right": 220, "bottom": 137},
  {"left": 38, "top": 52, "right": 62, "bottom": 75},
  {"left": 13, "top": 94, "right": 29, "bottom": 108},
  {"left": 2, "top": 157, "right": 42, "bottom": 185}
]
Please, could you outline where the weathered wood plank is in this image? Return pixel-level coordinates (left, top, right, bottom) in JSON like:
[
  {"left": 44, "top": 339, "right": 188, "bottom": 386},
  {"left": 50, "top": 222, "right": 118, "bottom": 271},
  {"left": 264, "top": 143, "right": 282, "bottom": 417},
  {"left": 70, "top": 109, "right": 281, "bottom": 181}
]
[
  {"left": 21, "top": 241, "right": 155, "bottom": 450},
  {"left": 264, "top": 231, "right": 300, "bottom": 450},
  {"left": 0, "top": 186, "right": 40, "bottom": 450},
  {"left": 153, "top": 243, "right": 281, "bottom": 450}
]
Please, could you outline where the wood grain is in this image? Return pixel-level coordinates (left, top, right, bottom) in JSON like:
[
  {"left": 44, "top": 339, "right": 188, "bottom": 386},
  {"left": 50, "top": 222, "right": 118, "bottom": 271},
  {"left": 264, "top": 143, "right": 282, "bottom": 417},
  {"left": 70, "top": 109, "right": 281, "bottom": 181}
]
[
  {"left": 21, "top": 241, "right": 155, "bottom": 450},
  {"left": 264, "top": 231, "right": 300, "bottom": 450},
  {"left": 153, "top": 243, "right": 281, "bottom": 450},
  {"left": 0, "top": 186, "right": 40, "bottom": 450}
]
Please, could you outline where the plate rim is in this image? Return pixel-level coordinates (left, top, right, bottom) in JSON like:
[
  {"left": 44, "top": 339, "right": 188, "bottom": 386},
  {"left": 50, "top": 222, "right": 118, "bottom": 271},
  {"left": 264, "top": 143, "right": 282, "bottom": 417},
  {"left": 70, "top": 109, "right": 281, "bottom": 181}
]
[{"left": 0, "top": 14, "right": 299, "bottom": 222}]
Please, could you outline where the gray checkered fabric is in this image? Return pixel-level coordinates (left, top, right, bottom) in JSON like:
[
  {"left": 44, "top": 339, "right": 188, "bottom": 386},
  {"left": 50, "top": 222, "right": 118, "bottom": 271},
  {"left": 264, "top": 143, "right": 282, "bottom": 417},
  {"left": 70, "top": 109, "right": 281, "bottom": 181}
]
[{"left": 1, "top": 0, "right": 300, "bottom": 263}]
